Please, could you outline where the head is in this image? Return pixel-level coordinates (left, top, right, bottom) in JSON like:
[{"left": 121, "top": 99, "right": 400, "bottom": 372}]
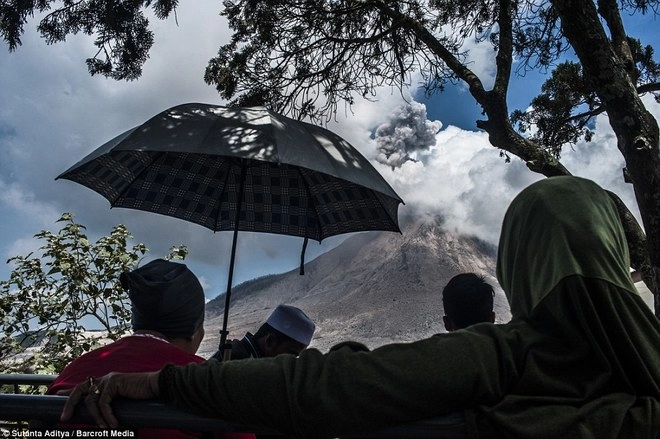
[
  {"left": 497, "top": 176, "right": 636, "bottom": 319},
  {"left": 120, "top": 259, "right": 206, "bottom": 354},
  {"left": 328, "top": 341, "right": 370, "bottom": 353},
  {"left": 253, "top": 305, "right": 315, "bottom": 357},
  {"left": 442, "top": 273, "right": 495, "bottom": 331}
]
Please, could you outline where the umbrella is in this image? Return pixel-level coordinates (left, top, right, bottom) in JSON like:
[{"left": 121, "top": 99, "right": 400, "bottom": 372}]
[{"left": 57, "top": 103, "right": 404, "bottom": 354}]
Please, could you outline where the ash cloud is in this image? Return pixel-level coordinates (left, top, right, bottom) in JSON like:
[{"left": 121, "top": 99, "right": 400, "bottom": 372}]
[{"left": 374, "top": 102, "right": 442, "bottom": 169}]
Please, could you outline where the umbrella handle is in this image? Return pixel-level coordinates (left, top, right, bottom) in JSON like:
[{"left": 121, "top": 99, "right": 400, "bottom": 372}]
[
  {"left": 219, "top": 329, "right": 229, "bottom": 352},
  {"left": 222, "top": 344, "right": 232, "bottom": 361},
  {"left": 299, "top": 237, "right": 309, "bottom": 275},
  {"left": 213, "top": 331, "right": 233, "bottom": 361}
]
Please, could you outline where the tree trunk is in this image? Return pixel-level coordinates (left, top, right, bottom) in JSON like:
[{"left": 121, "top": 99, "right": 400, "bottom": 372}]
[{"left": 553, "top": 0, "right": 660, "bottom": 317}]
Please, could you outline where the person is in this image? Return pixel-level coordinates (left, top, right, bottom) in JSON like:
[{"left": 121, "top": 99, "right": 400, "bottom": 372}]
[
  {"left": 441, "top": 273, "right": 496, "bottom": 331},
  {"left": 61, "top": 176, "right": 660, "bottom": 439},
  {"left": 209, "top": 304, "right": 315, "bottom": 439},
  {"left": 210, "top": 304, "right": 315, "bottom": 361},
  {"left": 50, "top": 258, "right": 251, "bottom": 439}
]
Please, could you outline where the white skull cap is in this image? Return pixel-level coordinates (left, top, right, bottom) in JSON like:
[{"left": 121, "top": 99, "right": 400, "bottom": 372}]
[{"left": 266, "top": 304, "right": 315, "bottom": 345}]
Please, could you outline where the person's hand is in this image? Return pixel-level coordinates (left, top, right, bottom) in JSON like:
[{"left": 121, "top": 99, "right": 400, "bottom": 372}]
[{"left": 60, "top": 371, "right": 161, "bottom": 428}]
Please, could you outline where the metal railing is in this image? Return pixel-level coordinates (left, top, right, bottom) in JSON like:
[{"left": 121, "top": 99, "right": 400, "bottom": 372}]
[
  {"left": 0, "top": 374, "right": 469, "bottom": 438},
  {"left": 0, "top": 373, "right": 57, "bottom": 393},
  {"left": 0, "top": 373, "right": 58, "bottom": 430}
]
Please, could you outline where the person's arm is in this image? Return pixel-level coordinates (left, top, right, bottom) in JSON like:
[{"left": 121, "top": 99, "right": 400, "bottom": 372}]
[
  {"left": 61, "top": 327, "right": 518, "bottom": 438},
  {"left": 61, "top": 371, "right": 161, "bottom": 428},
  {"left": 159, "top": 331, "right": 518, "bottom": 438}
]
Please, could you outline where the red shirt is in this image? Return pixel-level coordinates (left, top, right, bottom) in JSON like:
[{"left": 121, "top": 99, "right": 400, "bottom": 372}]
[{"left": 48, "top": 335, "right": 254, "bottom": 439}]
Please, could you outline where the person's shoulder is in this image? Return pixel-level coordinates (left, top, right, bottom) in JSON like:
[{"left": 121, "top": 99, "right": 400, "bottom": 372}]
[
  {"left": 123, "top": 336, "right": 205, "bottom": 363},
  {"left": 59, "top": 339, "right": 120, "bottom": 366},
  {"left": 46, "top": 341, "right": 121, "bottom": 394}
]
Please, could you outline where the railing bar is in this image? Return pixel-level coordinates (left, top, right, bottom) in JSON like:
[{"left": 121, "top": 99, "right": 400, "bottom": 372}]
[
  {"left": 0, "top": 394, "right": 469, "bottom": 438},
  {"left": 0, "top": 374, "right": 58, "bottom": 386}
]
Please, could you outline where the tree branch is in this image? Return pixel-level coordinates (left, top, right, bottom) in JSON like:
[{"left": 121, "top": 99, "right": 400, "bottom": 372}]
[
  {"left": 597, "top": 0, "right": 638, "bottom": 81},
  {"left": 493, "top": 0, "right": 514, "bottom": 99},
  {"left": 374, "top": 1, "right": 488, "bottom": 102}
]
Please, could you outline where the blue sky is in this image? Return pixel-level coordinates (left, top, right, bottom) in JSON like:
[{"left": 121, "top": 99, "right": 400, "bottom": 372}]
[{"left": 0, "top": 2, "right": 658, "bottom": 303}]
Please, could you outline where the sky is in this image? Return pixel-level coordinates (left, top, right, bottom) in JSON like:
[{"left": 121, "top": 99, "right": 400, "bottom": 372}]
[{"left": 1, "top": 2, "right": 658, "bottom": 303}]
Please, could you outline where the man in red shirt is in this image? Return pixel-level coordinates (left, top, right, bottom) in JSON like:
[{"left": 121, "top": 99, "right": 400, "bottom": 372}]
[{"left": 49, "top": 258, "right": 252, "bottom": 439}]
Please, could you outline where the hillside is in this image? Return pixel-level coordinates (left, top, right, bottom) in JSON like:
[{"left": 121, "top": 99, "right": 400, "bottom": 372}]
[{"left": 200, "top": 218, "right": 511, "bottom": 356}]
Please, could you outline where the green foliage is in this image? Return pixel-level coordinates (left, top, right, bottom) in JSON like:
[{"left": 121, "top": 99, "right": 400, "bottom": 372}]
[
  {"left": 629, "top": 37, "right": 660, "bottom": 92},
  {"left": 511, "top": 61, "right": 597, "bottom": 157},
  {"left": 0, "top": 0, "right": 178, "bottom": 80},
  {"left": 2, "top": 1, "right": 658, "bottom": 130},
  {"left": 512, "top": 36, "right": 660, "bottom": 155},
  {"left": 205, "top": 1, "right": 444, "bottom": 121},
  {"left": 201, "top": 1, "right": 660, "bottom": 129},
  {"left": 0, "top": 213, "right": 188, "bottom": 374}
]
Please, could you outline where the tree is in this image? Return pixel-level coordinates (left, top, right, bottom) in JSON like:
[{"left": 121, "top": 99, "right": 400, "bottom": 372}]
[
  {"left": 2, "top": 1, "right": 659, "bottom": 316},
  {"left": 0, "top": 213, "right": 188, "bottom": 374},
  {"left": 0, "top": 0, "right": 177, "bottom": 80}
]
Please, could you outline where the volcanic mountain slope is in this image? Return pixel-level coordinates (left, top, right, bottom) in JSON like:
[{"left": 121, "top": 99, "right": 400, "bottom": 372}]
[{"left": 200, "top": 218, "right": 511, "bottom": 356}]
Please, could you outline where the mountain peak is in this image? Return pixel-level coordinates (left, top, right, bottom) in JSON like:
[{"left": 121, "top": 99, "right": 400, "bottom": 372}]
[{"left": 201, "top": 220, "right": 509, "bottom": 356}]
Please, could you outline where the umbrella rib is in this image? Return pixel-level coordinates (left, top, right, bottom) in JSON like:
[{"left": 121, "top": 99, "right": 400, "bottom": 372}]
[
  {"left": 298, "top": 168, "right": 323, "bottom": 241},
  {"left": 211, "top": 159, "right": 234, "bottom": 231},
  {"left": 373, "top": 190, "right": 403, "bottom": 234}
]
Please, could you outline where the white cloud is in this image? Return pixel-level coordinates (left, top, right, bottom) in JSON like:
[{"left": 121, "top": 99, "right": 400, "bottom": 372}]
[
  {"left": 0, "top": 180, "right": 57, "bottom": 220},
  {"left": 197, "top": 275, "right": 212, "bottom": 293},
  {"left": 461, "top": 33, "right": 498, "bottom": 90},
  {"left": 355, "top": 91, "right": 659, "bottom": 246},
  {"left": 374, "top": 124, "right": 539, "bottom": 243}
]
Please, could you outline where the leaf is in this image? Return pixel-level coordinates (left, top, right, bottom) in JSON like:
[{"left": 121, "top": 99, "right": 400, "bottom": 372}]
[{"left": 46, "top": 266, "right": 61, "bottom": 276}]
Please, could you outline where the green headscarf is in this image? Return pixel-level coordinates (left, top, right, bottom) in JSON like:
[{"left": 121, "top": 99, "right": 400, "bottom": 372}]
[{"left": 497, "top": 176, "right": 638, "bottom": 318}]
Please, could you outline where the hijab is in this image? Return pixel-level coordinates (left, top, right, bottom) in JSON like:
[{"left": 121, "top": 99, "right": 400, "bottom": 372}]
[
  {"left": 497, "top": 176, "right": 638, "bottom": 318},
  {"left": 487, "top": 176, "right": 660, "bottom": 437}
]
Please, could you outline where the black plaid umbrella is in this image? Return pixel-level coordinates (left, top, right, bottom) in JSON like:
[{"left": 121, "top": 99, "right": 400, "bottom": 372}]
[{"left": 57, "top": 103, "right": 403, "bottom": 352}]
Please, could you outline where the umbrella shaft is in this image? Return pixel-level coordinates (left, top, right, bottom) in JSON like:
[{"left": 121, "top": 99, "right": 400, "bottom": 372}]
[{"left": 219, "top": 161, "right": 248, "bottom": 349}]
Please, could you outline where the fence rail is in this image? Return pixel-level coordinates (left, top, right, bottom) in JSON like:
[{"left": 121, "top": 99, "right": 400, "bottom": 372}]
[{"left": 0, "top": 374, "right": 469, "bottom": 438}]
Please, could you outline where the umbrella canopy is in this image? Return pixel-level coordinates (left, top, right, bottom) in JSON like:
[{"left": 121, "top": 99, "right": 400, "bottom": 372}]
[{"left": 57, "top": 103, "right": 404, "bottom": 353}]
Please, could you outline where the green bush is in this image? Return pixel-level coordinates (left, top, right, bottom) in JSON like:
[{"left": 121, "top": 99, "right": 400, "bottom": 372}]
[{"left": 0, "top": 213, "right": 187, "bottom": 374}]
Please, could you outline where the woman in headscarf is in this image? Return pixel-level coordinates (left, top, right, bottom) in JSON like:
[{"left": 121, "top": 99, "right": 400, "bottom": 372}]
[{"left": 61, "top": 176, "right": 660, "bottom": 438}]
